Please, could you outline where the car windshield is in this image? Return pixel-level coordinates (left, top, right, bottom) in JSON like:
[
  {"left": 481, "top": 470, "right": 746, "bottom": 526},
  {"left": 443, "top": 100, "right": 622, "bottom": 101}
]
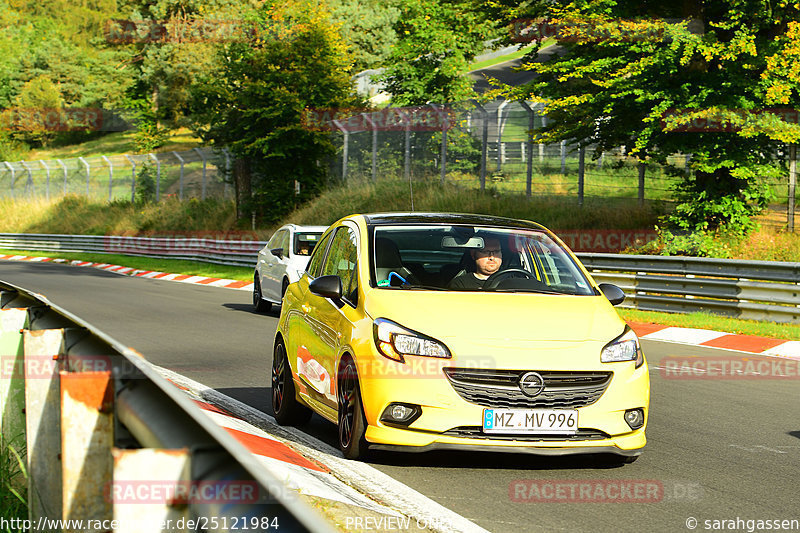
[
  {"left": 294, "top": 232, "right": 324, "bottom": 256},
  {"left": 372, "top": 225, "right": 595, "bottom": 295}
]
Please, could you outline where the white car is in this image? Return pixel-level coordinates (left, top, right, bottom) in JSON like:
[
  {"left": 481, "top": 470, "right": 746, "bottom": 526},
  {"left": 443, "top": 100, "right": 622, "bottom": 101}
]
[{"left": 253, "top": 224, "right": 328, "bottom": 312}]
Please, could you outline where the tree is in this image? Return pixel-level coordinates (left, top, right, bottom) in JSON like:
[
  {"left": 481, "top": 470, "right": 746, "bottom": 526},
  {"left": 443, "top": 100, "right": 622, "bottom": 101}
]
[
  {"left": 496, "top": 1, "right": 800, "bottom": 247},
  {"left": 379, "top": 0, "right": 500, "bottom": 105},
  {"left": 330, "top": 0, "right": 402, "bottom": 72},
  {"left": 191, "top": 1, "right": 359, "bottom": 224}
]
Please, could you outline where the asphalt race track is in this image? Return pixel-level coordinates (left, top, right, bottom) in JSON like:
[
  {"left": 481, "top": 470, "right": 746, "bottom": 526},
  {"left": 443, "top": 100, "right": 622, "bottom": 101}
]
[{"left": 2, "top": 260, "right": 799, "bottom": 532}]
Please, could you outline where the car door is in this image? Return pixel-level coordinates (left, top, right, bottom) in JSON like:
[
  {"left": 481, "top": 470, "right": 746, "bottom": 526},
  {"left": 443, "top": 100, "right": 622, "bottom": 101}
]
[
  {"left": 299, "top": 225, "right": 360, "bottom": 411},
  {"left": 262, "top": 228, "right": 290, "bottom": 301}
]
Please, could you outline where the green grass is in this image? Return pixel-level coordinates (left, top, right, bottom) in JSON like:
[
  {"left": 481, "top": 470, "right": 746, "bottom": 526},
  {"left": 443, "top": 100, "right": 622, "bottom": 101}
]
[
  {"left": 0, "top": 434, "right": 27, "bottom": 527},
  {"left": 0, "top": 249, "right": 254, "bottom": 281},
  {"left": 25, "top": 128, "right": 203, "bottom": 160},
  {"left": 619, "top": 308, "right": 800, "bottom": 341},
  {"left": 468, "top": 42, "right": 545, "bottom": 71}
]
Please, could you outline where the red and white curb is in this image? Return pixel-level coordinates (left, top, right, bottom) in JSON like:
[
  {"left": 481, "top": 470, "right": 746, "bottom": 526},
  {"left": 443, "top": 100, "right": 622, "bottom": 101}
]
[
  {"left": 156, "top": 366, "right": 489, "bottom": 533},
  {"left": 0, "top": 254, "right": 254, "bottom": 291},
  {"left": 629, "top": 322, "right": 800, "bottom": 361}
]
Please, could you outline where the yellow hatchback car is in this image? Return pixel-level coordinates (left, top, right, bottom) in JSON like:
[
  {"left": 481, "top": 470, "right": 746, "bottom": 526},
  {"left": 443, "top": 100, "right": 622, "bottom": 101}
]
[{"left": 272, "top": 213, "right": 649, "bottom": 462}]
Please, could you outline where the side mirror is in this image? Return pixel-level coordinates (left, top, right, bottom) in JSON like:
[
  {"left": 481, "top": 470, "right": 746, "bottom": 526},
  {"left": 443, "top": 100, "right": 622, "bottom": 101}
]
[
  {"left": 270, "top": 248, "right": 284, "bottom": 258},
  {"left": 309, "top": 275, "right": 342, "bottom": 300},
  {"left": 598, "top": 283, "right": 626, "bottom": 306}
]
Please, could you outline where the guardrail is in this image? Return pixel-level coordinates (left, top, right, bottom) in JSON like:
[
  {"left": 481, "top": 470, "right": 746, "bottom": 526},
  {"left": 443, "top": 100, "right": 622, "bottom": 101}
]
[
  {"left": 0, "top": 233, "right": 264, "bottom": 268},
  {"left": 0, "top": 279, "right": 333, "bottom": 532},
  {"left": 578, "top": 253, "right": 800, "bottom": 324},
  {"left": 1, "top": 233, "right": 799, "bottom": 323}
]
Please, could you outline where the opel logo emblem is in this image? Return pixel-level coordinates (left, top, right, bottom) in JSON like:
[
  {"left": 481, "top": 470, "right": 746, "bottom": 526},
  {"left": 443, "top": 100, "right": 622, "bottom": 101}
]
[{"left": 519, "top": 372, "right": 545, "bottom": 397}]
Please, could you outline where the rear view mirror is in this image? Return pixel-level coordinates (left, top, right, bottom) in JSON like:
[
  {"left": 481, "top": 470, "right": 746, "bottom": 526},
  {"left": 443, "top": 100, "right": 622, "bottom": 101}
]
[
  {"left": 441, "top": 236, "right": 485, "bottom": 249},
  {"left": 309, "top": 275, "right": 342, "bottom": 300},
  {"left": 270, "top": 248, "right": 284, "bottom": 258},
  {"left": 598, "top": 283, "right": 626, "bottom": 306}
]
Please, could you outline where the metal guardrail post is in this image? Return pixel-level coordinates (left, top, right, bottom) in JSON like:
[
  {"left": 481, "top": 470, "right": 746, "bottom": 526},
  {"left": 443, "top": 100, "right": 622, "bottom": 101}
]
[
  {"left": 496, "top": 100, "right": 509, "bottom": 172},
  {"left": 20, "top": 161, "right": 33, "bottom": 197},
  {"left": 0, "top": 280, "right": 335, "bottom": 533},
  {"left": 519, "top": 101, "right": 535, "bottom": 198}
]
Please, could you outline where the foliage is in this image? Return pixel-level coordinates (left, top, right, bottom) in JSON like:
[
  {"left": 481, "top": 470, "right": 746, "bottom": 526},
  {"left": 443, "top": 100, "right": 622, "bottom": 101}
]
[
  {"left": 493, "top": 1, "right": 800, "bottom": 234},
  {"left": 379, "top": 0, "right": 501, "bottom": 105},
  {"left": 330, "top": 0, "right": 402, "bottom": 72},
  {"left": 135, "top": 162, "right": 157, "bottom": 205},
  {"left": 191, "top": 0, "right": 359, "bottom": 224},
  {"left": 11, "top": 74, "right": 65, "bottom": 147}
]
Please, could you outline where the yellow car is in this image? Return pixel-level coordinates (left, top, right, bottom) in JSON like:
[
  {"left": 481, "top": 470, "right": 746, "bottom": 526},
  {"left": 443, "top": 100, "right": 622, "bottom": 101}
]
[{"left": 272, "top": 213, "right": 649, "bottom": 462}]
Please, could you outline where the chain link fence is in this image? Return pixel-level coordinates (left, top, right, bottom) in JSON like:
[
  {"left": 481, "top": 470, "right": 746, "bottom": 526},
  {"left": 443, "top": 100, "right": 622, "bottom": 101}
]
[
  {"left": 0, "top": 147, "right": 232, "bottom": 202},
  {"left": 321, "top": 99, "right": 798, "bottom": 230}
]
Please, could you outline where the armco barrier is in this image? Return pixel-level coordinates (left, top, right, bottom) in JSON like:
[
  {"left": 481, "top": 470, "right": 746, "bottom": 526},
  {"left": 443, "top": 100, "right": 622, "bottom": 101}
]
[
  {"left": 2, "top": 233, "right": 800, "bottom": 323},
  {"left": 0, "top": 279, "right": 333, "bottom": 533},
  {"left": 578, "top": 253, "right": 800, "bottom": 324}
]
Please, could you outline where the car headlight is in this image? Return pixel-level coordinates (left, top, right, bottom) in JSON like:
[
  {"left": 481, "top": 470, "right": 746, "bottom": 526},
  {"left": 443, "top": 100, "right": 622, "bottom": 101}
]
[
  {"left": 373, "top": 318, "right": 451, "bottom": 363},
  {"left": 601, "top": 327, "right": 644, "bottom": 367}
]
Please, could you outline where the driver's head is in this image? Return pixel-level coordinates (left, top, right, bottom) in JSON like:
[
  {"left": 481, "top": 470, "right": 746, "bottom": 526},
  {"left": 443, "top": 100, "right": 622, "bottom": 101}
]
[{"left": 471, "top": 237, "right": 502, "bottom": 278}]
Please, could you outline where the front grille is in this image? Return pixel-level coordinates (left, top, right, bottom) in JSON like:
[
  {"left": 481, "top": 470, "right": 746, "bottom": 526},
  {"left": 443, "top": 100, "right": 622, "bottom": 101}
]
[
  {"left": 443, "top": 368, "right": 612, "bottom": 409},
  {"left": 442, "top": 426, "right": 609, "bottom": 441}
]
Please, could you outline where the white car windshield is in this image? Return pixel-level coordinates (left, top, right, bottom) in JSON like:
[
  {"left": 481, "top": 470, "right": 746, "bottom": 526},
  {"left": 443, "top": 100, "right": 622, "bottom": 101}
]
[{"left": 372, "top": 225, "right": 595, "bottom": 295}]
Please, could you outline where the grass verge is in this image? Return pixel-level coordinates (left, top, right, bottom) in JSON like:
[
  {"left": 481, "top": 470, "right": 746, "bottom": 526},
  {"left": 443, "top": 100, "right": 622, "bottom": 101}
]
[
  {"left": 618, "top": 308, "right": 800, "bottom": 341},
  {"left": 0, "top": 249, "right": 254, "bottom": 282},
  {"left": 0, "top": 434, "right": 27, "bottom": 526}
]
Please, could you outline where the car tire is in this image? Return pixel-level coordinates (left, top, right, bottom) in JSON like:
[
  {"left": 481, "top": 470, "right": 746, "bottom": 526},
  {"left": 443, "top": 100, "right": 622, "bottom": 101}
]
[
  {"left": 338, "top": 358, "right": 369, "bottom": 460},
  {"left": 253, "top": 276, "right": 271, "bottom": 313},
  {"left": 280, "top": 279, "right": 289, "bottom": 304},
  {"left": 271, "top": 338, "right": 311, "bottom": 425}
]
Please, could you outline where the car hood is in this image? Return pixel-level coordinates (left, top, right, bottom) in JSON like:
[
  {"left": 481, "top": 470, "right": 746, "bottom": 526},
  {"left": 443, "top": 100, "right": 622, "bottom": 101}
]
[{"left": 364, "top": 288, "right": 625, "bottom": 348}]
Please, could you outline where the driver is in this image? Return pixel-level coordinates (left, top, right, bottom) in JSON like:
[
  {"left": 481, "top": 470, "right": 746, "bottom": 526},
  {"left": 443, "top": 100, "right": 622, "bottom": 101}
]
[{"left": 448, "top": 237, "right": 503, "bottom": 289}]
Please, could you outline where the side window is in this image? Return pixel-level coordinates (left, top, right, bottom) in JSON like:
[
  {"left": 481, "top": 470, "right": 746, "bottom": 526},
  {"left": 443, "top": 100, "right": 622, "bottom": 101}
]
[
  {"left": 267, "top": 229, "right": 284, "bottom": 249},
  {"left": 281, "top": 231, "right": 291, "bottom": 256},
  {"left": 320, "top": 227, "right": 359, "bottom": 305},
  {"left": 306, "top": 231, "right": 332, "bottom": 278}
]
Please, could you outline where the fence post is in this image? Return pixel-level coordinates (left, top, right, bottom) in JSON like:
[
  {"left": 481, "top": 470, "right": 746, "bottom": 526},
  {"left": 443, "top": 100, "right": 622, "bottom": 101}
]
[
  {"left": 78, "top": 157, "right": 90, "bottom": 197},
  {"left": 57, "top": 159, "right": 67, "bottom": 196},
  {"left": 539, "top": 109, "right": 547, "bottom": 163},
  {"left": 124, "top": 155, "right": 136, "bottom": 203},
  {"left": 192, "top": 148, "right": 207, "bottom": 200},
  {"left": 40, "top": 161, "right": 51, "bottom": 200},
  {"left": 223, "top": 148, "right": 232, "bottom": 198},
  {"left": 172, "top": 151, "right": 185, "bottom": 200},
  {"left": 638, "top": 161, "right": 646, "bottom": 206},
  {"left": 361, "top": 113, "right": 378, "bottom": 182},
  {"left": 400, "top": 110, "right": 411, "bottom": 183},
  {"left": 560, "top": 140, "right": 567, "bottom": 174},
  {"left": 519, "top": 101, "right": 535, "bottom": 198},
  {"left": 102, "top": 155, "right": 113, "bottom": 202},
  {"left": 148, "top": 153, "right": 161, "bottom": 202},
  {"left": 4, "top": 162, "right": 15, "bottom": 198},
  {"left": 429, "top": 104, "right": 447, "bottom": 185},
  {"left": 332, "top": 120, "right": 349, "bottom": 182},
  {"left": 20, "top": 161, "right": 33, "bottom": 197},
  {"left": 469, "top": 100, "right": 488, "bottom": 191},
  {"left": 789, "top": 144, "right": 797, "bottom": 232},
  {"left": 578, "top": 145, "right": 585, "bottom": 207},
  {"left": 496, "top": 100, "right": 509, "bottom": 172}
]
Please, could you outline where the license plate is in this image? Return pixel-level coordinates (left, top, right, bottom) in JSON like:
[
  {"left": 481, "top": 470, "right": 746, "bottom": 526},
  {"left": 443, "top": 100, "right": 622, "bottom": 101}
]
[{"left": 482, "top": 408, "right": 578, "bottom": 434}]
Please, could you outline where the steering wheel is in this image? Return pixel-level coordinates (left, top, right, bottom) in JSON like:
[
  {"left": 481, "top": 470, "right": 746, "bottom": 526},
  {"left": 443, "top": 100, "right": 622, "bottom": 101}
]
[{"left": 482, "top": 268, "right": 535, "bottom": 290}]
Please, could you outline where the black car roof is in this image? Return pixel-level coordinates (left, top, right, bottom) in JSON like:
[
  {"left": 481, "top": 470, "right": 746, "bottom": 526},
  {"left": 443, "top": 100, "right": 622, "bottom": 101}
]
[{"left": 362, "top": 212, "right": 547, "bottom": 231}]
